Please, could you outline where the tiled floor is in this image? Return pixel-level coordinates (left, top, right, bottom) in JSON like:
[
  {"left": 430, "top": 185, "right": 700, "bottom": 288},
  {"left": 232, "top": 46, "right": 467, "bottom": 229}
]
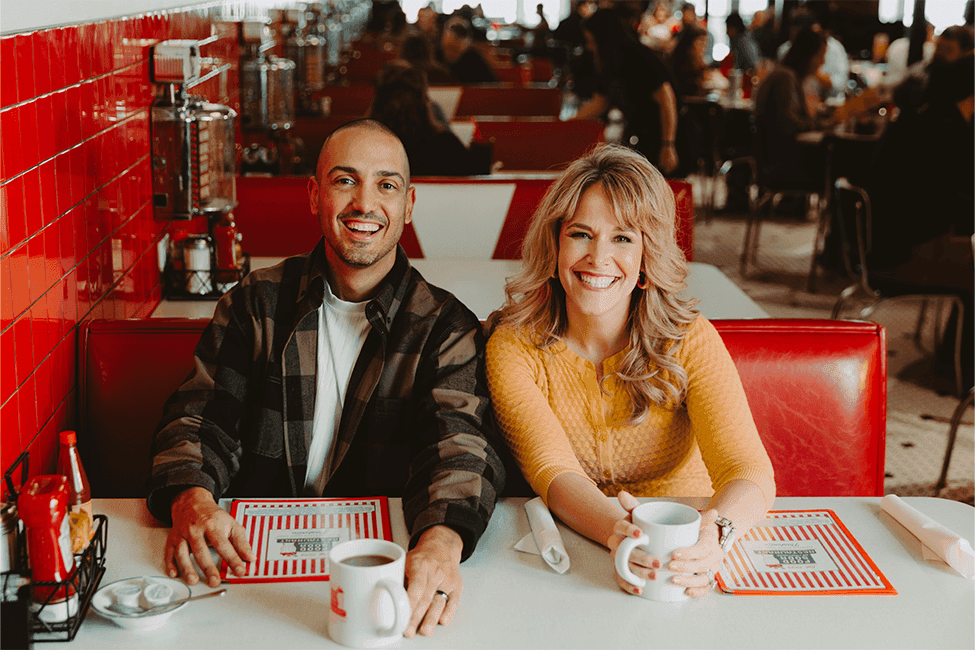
[{"left": 690, "top": 177, "right": 974, "bottom": 505}]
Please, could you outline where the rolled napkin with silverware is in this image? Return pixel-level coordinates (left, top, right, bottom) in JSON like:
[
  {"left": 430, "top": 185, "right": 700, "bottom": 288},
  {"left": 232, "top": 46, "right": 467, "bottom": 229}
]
[
  {"left": 880, "top": 494, "right": 975, "bottom": 579},
  {"left": 513, "top": 497, "right": 570, "bottom": 574}
]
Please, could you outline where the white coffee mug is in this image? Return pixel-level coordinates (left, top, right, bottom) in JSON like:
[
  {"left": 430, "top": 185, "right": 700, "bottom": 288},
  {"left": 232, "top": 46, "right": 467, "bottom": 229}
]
[
  {"left": 328, "top": 539, "right": 411, "bottom": 648},
  {"left": 614, "top": 501, "right": 701, "bottom": 602}
]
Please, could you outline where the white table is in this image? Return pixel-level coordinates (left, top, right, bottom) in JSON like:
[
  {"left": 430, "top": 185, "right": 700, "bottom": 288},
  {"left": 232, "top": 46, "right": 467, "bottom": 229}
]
[
  {"left": 69, "top": 497, "right": 973, "bottom": 649},
  {"left": 151, "top": 259, "right": 768, "bottom": 321}
]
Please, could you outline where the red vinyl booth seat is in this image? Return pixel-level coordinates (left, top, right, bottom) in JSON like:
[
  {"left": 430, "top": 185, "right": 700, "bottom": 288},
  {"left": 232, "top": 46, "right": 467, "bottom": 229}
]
[{"left": 79, "top": 318, "right": 885, "bottom": 498}]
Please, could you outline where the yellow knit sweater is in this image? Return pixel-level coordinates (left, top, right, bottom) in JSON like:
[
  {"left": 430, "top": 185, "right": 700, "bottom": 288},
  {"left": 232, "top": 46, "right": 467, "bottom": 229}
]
[{"left": 486, "top": 315, "right": 775, "bottom": 507}]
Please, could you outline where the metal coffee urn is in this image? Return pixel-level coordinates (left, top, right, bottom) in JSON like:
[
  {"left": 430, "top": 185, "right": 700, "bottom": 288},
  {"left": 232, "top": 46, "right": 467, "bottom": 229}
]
[
  {"left": 240, "top": 20, "right": 296, "bottom": 132},
  {"left": 150, "top": 40, "right": 238, "bottom": 221}
]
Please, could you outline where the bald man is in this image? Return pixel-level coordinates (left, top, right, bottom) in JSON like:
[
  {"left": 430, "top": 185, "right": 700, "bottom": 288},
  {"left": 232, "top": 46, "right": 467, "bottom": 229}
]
[{"left": 147, "top": 119, "right": 505, "bottom": 637}]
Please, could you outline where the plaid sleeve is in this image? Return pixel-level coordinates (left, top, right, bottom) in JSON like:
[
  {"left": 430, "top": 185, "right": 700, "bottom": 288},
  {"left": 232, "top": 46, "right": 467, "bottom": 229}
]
[
  {"left": 145, "top": 288, "right": 259, "bottom": 523},
  {"left": 402, "top": 303, "right": 506, "bottom": 562}
]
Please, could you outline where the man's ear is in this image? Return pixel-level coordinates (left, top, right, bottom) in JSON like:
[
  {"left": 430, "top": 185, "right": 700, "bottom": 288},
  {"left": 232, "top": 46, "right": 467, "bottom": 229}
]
[
  {"left": 308, "top": 177, "right": 320, "bottom": 216},
  {"left": 404, "top": 185, "right": 416, "bottom": 225}
]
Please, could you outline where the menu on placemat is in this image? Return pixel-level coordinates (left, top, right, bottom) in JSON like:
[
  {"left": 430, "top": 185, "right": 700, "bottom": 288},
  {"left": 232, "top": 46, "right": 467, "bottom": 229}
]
[
  {"left": 716, "top": 509, "right": 896, "bottom": 595},
  {"left": 220, "top": 497, "right": 392, "bottom": 583}
]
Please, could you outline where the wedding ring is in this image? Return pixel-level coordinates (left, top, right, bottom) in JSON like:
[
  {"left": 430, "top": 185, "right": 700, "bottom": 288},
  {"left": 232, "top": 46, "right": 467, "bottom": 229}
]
[{"left": 435, "top": 590, "right": 449, "bottom": 602}]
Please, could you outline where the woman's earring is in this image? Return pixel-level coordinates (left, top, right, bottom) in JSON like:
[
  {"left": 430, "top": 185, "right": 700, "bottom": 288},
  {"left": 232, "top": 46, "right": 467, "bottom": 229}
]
[{"left": 637, "top": 271, "right": 648, "bottom": 290}]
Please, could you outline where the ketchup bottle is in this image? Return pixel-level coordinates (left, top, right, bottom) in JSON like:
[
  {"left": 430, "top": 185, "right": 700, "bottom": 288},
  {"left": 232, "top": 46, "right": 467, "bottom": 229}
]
[
  {"left": 17, "top": 475, "right": 78, "bottom": 622},
  {"left": 57, "top": 431, "right": 93, "bottom": 552}
]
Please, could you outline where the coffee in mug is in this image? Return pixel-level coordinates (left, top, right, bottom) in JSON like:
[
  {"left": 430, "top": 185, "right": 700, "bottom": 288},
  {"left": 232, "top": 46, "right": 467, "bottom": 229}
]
[
  {"left": 615, "top": 501, "right": 701, "bottom": 602},
  {"left": 342, "top": 555, "right": 395, "bottom": 568},
  {"left": 328, "top": 539, "right": 411, "bottom": 648}
]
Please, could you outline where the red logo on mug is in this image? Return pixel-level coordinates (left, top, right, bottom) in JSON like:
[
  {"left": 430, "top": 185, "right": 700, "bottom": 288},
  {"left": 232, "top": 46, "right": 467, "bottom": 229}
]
[{"left": 331, "top": 586, "right": 347, "bottom": 618}]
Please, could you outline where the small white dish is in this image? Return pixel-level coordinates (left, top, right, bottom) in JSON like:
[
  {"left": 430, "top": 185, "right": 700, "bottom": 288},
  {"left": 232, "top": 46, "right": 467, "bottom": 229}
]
[{"left": 92, "top": 576, "right": 190, "bottom": 631}]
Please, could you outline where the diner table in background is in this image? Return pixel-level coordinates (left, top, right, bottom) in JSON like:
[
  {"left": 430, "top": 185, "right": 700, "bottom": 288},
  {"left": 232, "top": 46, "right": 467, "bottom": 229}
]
[
  {"left": 150, "top": 259, "right": 769, "bottom": 321},
  {"left": 67, "top": 497, "right": 973, "bottom": 649}
]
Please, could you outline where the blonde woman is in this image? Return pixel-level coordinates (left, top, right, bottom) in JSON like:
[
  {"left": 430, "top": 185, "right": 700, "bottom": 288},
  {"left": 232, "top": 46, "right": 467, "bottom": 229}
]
[{"left": 486, "top": 145, "right": 775, "bottom": 598}]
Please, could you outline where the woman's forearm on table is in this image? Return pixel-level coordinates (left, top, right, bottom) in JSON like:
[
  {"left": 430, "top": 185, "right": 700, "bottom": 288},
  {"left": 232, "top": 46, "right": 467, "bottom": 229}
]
[
  {"left": 546, "top": 472, "right": 626, "bottom": 548},
  {"left": 705, "top": 478, "right": 772, "bottom": 537}
]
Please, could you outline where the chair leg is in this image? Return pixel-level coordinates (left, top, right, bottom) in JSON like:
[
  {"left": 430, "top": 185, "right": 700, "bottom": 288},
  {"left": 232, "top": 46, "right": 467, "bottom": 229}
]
[
  {"left": 952, "top": 299, "right": 965, "bottom": 397},
  {"left": 935, "top": 388, "right": 974, "bottom": 491},
  {"left": 807, "top": 194, "right": 830, "bottom": 294}
]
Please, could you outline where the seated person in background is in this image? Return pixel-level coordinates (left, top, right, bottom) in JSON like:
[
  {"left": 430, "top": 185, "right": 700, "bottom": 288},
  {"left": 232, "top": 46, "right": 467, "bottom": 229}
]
[
  {"left": 753, "top": 26, "right": 828, "bottom": 190},
  {"left": 439, "top": 16, "right": 499, "bottom": 83},
  {"left": 884, "top": 22, "right": 934, "bottom": 88},
  {"left": 670, "top": 21, "right": 711, "bottom": 98},
  {"left": 147, "top": 120, "right": 506, "bottom": 637},
  {"left": 399, "top": 34, "right": 456, "bottom": 84},
  {"left": 868, "top": 55, "right": 974, "bottom": 388},
  {"left": 486, "top": 144, "right": 776, "bottom": 599},
  {"left": 676, "top": 2, "right": 714, "bottom": 64},
  {"left": 369, "top": 62, "right": 487, "bottom": 176},
  {"left": 894, "top": 25, "right": 974, "bottom": 117}
]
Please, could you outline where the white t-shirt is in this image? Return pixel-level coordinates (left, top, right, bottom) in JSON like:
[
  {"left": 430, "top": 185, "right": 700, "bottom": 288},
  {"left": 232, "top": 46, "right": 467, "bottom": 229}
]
[{"left": 302, "top": 282, "right": 371, "bottom": 496}]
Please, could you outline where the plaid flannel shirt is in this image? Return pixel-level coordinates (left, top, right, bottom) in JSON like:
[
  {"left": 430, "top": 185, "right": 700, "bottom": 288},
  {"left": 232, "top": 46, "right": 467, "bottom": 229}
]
[{"left": 147, "top": 241, "right": 505, "bottom": 559}]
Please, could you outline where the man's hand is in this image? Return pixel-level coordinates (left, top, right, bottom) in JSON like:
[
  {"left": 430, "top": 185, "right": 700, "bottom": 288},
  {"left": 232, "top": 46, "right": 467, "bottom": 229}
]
[
  {"left": 403, "top": 525, "right": 464, "bottom": 638},
  {"left": 165, "top": 487, "right": 256, "bottom": 588}
]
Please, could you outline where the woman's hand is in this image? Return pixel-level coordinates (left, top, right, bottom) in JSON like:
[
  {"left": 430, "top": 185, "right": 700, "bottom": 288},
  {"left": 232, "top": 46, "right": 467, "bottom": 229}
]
[
  {"left": 667, "top": 509, "right": 725, "bottom": 598},
  {"left": 606, "top": 491, "right": 661, "bottom": 596}
]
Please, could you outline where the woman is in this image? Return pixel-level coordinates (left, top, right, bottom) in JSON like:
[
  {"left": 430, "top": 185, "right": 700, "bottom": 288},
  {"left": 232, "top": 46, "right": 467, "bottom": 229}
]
[
  {"left": 368, "top": 61, "right": 485, "bottom": 176},
  {"left": 752, "top": 26, "right": 827, "bottom": 189},
  {"left": 670, "top": 21, "right": 710, "bottom": 99},
  {"left": 486, "top": 145, "right": 775, "bottom": 598},
  {"left": 574, "top": 8, "right": 679, "bottom": 176}
]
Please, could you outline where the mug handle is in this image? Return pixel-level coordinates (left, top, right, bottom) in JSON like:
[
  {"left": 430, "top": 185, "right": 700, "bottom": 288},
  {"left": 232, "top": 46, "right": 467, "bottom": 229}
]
[
  {"left": 375, "top": 579, "right": 411, "bottom": 638},
  {"left": 615, "top": 536, "right": 650, "bottom": 588}
]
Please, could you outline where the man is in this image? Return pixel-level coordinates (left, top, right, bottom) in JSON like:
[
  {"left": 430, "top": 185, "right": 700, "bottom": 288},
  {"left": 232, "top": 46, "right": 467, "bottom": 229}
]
[
  {"left": 894, "top": 25, "right": 974, "bottom": 116},
  {"left": 146, "top": 120, "right": 506, "bottom": 638},
  {"left": 439, "top": 16, "right": 499, "bottom": 83}
]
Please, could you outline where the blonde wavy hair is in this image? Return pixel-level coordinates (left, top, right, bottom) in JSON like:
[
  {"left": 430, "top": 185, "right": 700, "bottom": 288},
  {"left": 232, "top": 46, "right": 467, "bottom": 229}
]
[{"left": 497, "top": 144, "right": 699, "bottom": 423}]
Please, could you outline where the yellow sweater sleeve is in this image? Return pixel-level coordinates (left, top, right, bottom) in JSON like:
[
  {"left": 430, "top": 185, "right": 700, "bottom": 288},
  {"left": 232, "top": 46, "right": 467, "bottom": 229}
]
[
  {"left": 485, "top": 325, "right": 594, "bottom": 503},
  {"left": 679, "top": 316, "right": 777, "bottom": 509}
]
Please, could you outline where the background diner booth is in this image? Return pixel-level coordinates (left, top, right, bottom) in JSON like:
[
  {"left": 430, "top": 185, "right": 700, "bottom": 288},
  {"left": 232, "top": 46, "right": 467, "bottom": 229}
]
[{"left": 0, "top": 0, "right": 972, "bottom": 647}]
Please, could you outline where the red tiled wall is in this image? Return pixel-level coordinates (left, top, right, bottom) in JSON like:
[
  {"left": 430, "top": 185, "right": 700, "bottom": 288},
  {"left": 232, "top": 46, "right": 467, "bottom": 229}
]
[{"left": 0, "top": 6, "right": 240, "bottom": 492}]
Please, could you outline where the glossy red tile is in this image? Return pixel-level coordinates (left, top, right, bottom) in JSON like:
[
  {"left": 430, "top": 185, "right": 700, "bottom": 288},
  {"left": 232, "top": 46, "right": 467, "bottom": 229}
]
[
  {"left": 30, "top": 300, "right": 50, "bottom": 367},
  {"left": 38, "top": 159, "right": 58, "bottom": 227},
  {"left": 62, "top": 26, "right": 82, "bottom": 88},
  {"left": 45, "top": 29, "right": 66, "bottom": 93},
  {"left": 61, "top": 272, "right": 78, "bottom": 334},
  {"left": 14, "top": 33, "right": 36, "bottom": 104},
  {"left": 45, "top": 287, "right": 64, "bottom": 353},
  {"left": 34, "top": 350, "right": 52, "bottom": 428},
  {"left": 1, "top": 107, "right": 24, "bottom": 180},
  {"left": 54, "top": 152, "right": 72, "bottom": 217},
  {"left": 18, "top": 101, "right": 40, "bottom": 173},
  {"left": 4, "top": 176, "right": 27, "bottom": 251},
  {"left": 0, "top": 327, "right": 16, "bottom": 409},
  {"left": 0, "top": 255, "right": 11, "bottom": 331},
  {"left": 8, "top": 243, "right": 29, "bottom": 319},
  {"left": 58, "top": 213, "right": 74, "bottom": 274},
  {"left": 26, "top": 235, "right": 46, "bottom": 307},
  {"left": 0, "top": 37, "right": 16, "bottom": 109},
  {"left": 34, "top": 94, "right": 56, "bottom": 164},
  {"left": 12, "top": 316, "right": 33, "bottom": 402},
  {"left": 71, "top": 204, "right": 87, "bottom": 262},
  {"left": 31, "top": 415, "right": 58, "bottom": 475},
  {"left": 78, "top": 23, "right": 95, "bottom": 81},
  {"left": 22, "top": 168, "right": 42, "bottom": 240},
  {"left": 79, "top": 80, "right": 96, "bottom": 141},
  {"left": 69, "top": 144, "right": 85, "bottom": 208},
  {"left": 0, "top": 399, "right": 22, "bottom": 490},
  {"left": 32, "top": 31, "right": 53, "bottom": 98},
  {"left": 44, "top": 224, "right": 61, "bottom": 288},
  {"left": 66, "top": 83, "right": 83, "bottom": 150}
]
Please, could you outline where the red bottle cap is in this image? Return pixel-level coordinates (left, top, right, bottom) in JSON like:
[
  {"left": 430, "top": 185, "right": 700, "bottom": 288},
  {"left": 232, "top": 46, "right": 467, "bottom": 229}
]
[{"left": 59, "top": 430, "right": 77, "bottom": 445}]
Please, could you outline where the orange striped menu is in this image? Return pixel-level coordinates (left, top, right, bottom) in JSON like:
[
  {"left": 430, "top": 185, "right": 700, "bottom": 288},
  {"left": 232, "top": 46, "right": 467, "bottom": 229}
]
[
  {"left": 220, "top": 498, "right": 393, "bottom": 583},
  {"left": 716, "top": 510, "right": 896, "bottom": 595}
]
